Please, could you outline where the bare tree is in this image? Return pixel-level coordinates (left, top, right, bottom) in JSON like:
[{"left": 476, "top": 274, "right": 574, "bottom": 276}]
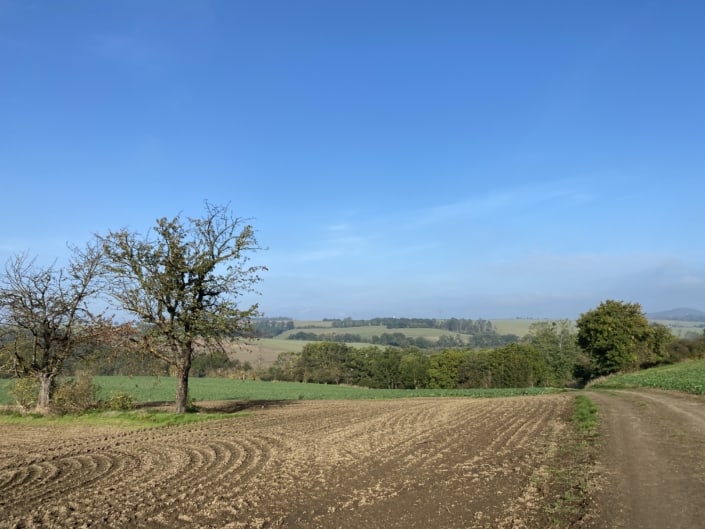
[
  {"left": 0, "top": 243, "right": 107, "bottom": 411},
  {"left": 99, "top": 202, "right": 265, "bottom": 413}
]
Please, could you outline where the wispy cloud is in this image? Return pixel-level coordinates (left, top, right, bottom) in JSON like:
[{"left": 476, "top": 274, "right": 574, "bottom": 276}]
[{"left": 409, "top": 181, "right": 594, "bottom": 228}]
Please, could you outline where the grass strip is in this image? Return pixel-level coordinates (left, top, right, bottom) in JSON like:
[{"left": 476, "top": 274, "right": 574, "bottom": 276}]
[
  {"left": 572, "top": 394, "right": 599, "bottom": 435},
  {"left": 541, "top": 394, "right": 600, "bottom": 527},
  {"left": 0, "top": 376, "right": 566, "bottom": 406},
  {"left": 0, "top": 408, "right": 242, "bottom": 429}
]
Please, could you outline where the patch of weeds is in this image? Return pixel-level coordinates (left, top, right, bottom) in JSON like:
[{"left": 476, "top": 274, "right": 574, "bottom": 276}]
[
  {"left": 103, "top": 391, "right": 136, "bottom": 411},
  {"left": 538, "top": 395, "right": 601, "bottom": 528},
  {"left": 572, "top": 395, "right": 599, "bottom": 436}
]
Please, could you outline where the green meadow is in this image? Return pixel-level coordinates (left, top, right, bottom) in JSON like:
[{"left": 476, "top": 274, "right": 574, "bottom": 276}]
[
  {"left": 0, "top": 376, "right": 564, "bottom": 406},
  {"left": 589, "top": 358, "right": 705, "bottom": 395}
]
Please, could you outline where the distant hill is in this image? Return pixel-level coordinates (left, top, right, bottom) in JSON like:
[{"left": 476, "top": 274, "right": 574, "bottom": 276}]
[{"left": 647, "top": 308, "right": 705, "bottom": 322}]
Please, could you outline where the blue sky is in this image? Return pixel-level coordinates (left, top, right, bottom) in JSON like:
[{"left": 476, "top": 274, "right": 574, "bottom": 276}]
[{"left": 1, "top": 1, "right": 704, "bottom": 319}]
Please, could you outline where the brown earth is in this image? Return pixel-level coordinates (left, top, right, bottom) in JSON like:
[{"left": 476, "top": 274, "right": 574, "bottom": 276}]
[
  {"left": 2, "top": 390, "right": 703, "bottom": 529},
  {"left": 587, "top": 390, "right": 705, "bottom": 529},
  {"left": 0, "top": 395, "right": 588, "bottom": 529}
]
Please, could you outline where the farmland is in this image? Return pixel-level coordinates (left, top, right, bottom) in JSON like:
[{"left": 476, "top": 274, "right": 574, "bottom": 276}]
[
  {"left": 3, "top": 376, "right": 705, "bottom": 528},
  {"left": 0, "top": 394, "right": 592, "bottom": 529},
  {"left": 228, "top": 318, "right": 539, "bottom": 368},
  {"left": 0, "top": 377, "right": 562, "bottom": 407}
]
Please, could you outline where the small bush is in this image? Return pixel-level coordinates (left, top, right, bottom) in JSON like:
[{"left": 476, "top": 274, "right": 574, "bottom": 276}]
[
  {"left": 52, "top": 373, "right": 101, "bottom": 414},
  {"left": 186, "top": 392, "right": 198, "bottom": 413},
  {"left": 104, "top": 391, "right": 136, "bottom": 410},
  {"left": 11, "top": 377, "right": 40, "bottom": 410}
]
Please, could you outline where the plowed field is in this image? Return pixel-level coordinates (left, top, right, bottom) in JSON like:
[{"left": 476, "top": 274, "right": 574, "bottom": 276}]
[{"left": 1, "top": 395, "right": 587, "bottom": 529}]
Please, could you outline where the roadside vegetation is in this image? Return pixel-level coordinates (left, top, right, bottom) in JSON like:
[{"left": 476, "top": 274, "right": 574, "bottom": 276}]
[
  {"left": 589, "top": 358, "right": 705, "bottom": 395},
  {"left": 541, "top": 394, "right": 600, "bottom": 527},
  {"left": 572, "top": 395, "right": 599, "bottom": 434}
]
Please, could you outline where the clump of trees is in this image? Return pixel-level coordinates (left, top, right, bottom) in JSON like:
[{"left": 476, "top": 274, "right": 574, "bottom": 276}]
[
  {"left": 268, "top": 304, "right": 705, "bottom": 390},
  {"left": 1, "top": 202, "right": 264, "bottom": 414},
  {"left": 576, "top": 300, "right": 675, "bottom": 377},
  {"left": 265, "top": 318, "right": 580, "bottom": 390}
]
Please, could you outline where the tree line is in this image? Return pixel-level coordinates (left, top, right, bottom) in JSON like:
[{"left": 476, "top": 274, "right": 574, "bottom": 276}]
[
  {"left": 286, "top": 331, "right": 520, "bottom": 349},
  {"left": 265, "top": 320, "right": 578, "bottom": 388},
  {"left": 267, "top": 308, "right": 705, "bottom": 390},
  {"left": 327, "top": 317, "right": 496, "bottom": 334}
]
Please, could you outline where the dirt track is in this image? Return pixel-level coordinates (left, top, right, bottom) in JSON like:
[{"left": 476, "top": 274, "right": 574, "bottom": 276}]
[
  {"left": 588, "top": 390, "right": 705, "bottom": 529},
  {"left": 0, "top": 395, "right": 584, "bottom": 529}
]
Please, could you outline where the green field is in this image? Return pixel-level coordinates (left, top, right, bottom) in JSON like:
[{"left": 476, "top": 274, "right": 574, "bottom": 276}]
[
  {"left": 649, "top": 319, "right": 705, "bottom": 338},
  {"left": 589, "top": 358, "right": 705, "bottom": 395},
  {"left": 279, "top": 325, "right": 471, "bottom": 341},
  {"left": 234, "top": 319, "right": 552, "bottom": 366},
  {"left": 0, "top": 376, "right": 564, "bottom": 406}
]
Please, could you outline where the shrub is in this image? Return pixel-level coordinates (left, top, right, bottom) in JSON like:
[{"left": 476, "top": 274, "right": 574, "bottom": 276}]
[
  {"left": 11, "top": 377, "right": 40, "bottom": 410},
  {"left": 52, "top": 373, "right": 101, "bottom": 414},
  {"left": 104, "top": 391, "right": 136, "bottom": 410}
]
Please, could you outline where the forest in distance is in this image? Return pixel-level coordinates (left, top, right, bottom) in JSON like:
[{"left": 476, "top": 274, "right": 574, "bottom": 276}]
[
  {"left": 40, "top": 307, "right": 703, "bottom": 394},
  {"left": 255, "top": 307, "right": 705, "bottom": 390}
]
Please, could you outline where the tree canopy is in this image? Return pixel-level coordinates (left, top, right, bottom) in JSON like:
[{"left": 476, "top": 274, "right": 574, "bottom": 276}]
[
  {"left": 99, "top": 202, "right": 265, "bottom": 413},
  {"left": 0, "top": 244, "right": 108, "bottom": 410},
  {"left": 576, "top": 299, "right": 653, "bottom": 376}
]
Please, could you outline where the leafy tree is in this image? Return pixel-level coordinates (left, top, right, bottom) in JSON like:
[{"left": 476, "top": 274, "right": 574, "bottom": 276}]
[
  {"left": 576, "top": 300, "right": 653, "bottom": 376},
  {"left": 0, "top": 244, "right": 108, "bottom": 411},
  {"left": 342, "top": 346, "right": 377, "bottom": 386},
  {"left": 298, "top": 341, "right": 351, "bottom": 384},
  {"left": 268, "top": 351, "right": 301, "bottom": 381},
  {"left": 427, "top": 349, "right": 468, "bottom": 389},
  {"left": 399, "top": 349, "right": 429, "bottom": 389},
  {"left": 522, "top": 320, "right": 579, "bottom": 386},
  {"left": 641, "top": 323, "right": 675, "bottom": 367},
  {"left": 668, "top": 333, "right": 705, "bottom": 363},
  {"left": 99, "top": 203, "right": 264, "bottom": 413},
  {"left": 369, "top": 347, "right": 403, "bottom": 389},
  {"left": 457, "top": 351, "right": 494, "bottom": 388},
  {"left": 458, "top": 344, "right": 550, "bottom": 389}
]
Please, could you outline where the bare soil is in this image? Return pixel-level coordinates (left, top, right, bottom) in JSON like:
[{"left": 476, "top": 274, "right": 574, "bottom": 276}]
[
  {"left": 588, "top": 390, "right": 705, "bottom": 529},
  {"left": 4, "top": 390, "right": 702, "bottom": 529},
  {"left": 0, "top": 395, "right": 586, "bottom": 529}
]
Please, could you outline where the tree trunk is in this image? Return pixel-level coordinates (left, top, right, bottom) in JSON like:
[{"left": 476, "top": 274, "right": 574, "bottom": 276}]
[
  {"left": 175, "top": 360, "right": 191, "bottom": 414},
  {"left": 36, "top": 373, "right": 54, "bottom": 412}
]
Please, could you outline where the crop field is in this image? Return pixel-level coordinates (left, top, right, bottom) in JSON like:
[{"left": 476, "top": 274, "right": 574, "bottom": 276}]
[
  {"left": 0, "top": 377, "right": 563, "bottom": 407},
  {"left": 590, "top": 358, "right": 705, "bottom": 395},
  {"left": 0, "top": 394, "right": 590, "bottom": 529},
  {"left": 226, "top": 338, "right": 307, "bottom": 367},
  {"left": 279, "top": 325, "right": 470, "bottom": 341},
  {"left": 490, "top": 319, "right": 545, "bottom": 336},
  {"left": 227, "top": 319, "right": 557, "bottom": 366},
  {"left": 648, "top": 319, "right": 705, "bottom": 338}
]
